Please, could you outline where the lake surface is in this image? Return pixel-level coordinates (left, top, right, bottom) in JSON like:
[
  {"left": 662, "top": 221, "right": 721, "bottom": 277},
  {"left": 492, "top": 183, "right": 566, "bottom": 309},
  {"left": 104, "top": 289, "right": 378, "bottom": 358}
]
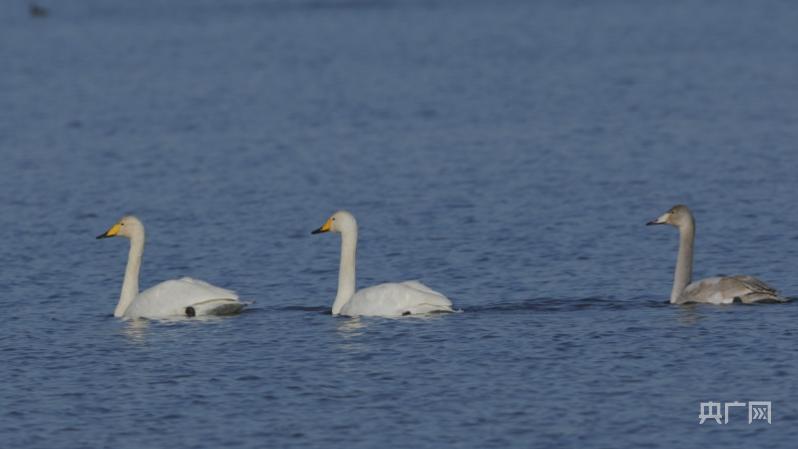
[{"left": 1, "top": 0, "right": 797, "bottom": 447}]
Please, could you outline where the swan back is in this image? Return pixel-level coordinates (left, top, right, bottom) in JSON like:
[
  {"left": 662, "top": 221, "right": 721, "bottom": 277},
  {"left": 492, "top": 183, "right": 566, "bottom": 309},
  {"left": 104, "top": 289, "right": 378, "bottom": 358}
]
[
  {"left": 680, "top": 275, "right": 785, "bottom": 304},
  {"left": 124, "top": 277, "right": 239, "bottom": 318},
  {"left": 340, "top": 281, "right": 453, "bottom": 317}
]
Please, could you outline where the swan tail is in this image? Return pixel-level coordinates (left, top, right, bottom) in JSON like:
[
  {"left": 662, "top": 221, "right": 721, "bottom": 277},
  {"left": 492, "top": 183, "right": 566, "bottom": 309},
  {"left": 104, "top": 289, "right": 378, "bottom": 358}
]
[
  {"left": 740, "top": 293, "right": 790, "bottom": 304},
  {"left": 186, "top": 298, "right": 246, "bottom": 317},
  {"left": 730, "top": 275, "right": 787, "bottom": 303},
  {"left": 429, "top": 304, "right": 455, "bottom": 313},
  {"left": 407, "top": 302, "right": 455, "bottom": 315}
]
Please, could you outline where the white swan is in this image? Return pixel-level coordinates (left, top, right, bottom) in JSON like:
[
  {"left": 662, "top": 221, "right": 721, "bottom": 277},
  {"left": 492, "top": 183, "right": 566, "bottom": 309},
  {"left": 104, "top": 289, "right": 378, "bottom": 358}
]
[
  {"left": 97, "top": 216, "right": 245, "bottom": 318},
  {"left": 647, "top": 205, "right": 786, "bottom": 304},
  {"left": 311, "top": 210, "right": 454, "bottom": 317}
]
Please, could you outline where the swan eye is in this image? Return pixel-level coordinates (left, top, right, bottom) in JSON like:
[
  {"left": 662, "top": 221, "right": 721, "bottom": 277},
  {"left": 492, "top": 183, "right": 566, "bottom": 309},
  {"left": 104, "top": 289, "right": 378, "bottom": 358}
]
[{"left": 332, "top": 218, "right": 336, "bottom": 221}]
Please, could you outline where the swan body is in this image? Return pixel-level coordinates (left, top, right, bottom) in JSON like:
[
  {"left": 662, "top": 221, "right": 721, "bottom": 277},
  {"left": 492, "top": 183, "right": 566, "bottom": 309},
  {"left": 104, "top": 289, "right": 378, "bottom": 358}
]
[
  {"left": 339, "top": 281, "right": 453, "bottom": 316},
  {"left": 311, "top": 210, "right": 454, "bottom": 317},
  {"left": 124, "top": 277, "right": 242, "bottom": 318},
  {"left": 679, "top": 275, "right": 781, "bottom": 304},
  {"left": 97, "top": 216, "right": 245, "bottom": 319},
  {"left": 647, "top": 205, "right": 785, "bottom": 304}
]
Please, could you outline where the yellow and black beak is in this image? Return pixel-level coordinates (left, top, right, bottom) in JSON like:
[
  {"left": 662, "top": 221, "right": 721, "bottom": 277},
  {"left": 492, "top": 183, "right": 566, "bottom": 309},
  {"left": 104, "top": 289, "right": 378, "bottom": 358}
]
[
  {"left": 311, "top": 217, "right": 333, "bottom": 235},
  {"left": 97, "top": 222, "right": 122, "bottom": 239}
]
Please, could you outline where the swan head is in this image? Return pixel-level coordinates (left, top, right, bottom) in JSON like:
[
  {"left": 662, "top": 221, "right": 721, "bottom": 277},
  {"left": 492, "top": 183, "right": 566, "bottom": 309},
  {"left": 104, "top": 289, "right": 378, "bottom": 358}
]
[
  {"left": 311, "top": 210, "right": 357, "bottom": 235},
  {"left": 97, "top": 215, "right": 144, "bottom": 240},
  {"left": 646, "top": 204, "right": 693, "bottom": 228}
]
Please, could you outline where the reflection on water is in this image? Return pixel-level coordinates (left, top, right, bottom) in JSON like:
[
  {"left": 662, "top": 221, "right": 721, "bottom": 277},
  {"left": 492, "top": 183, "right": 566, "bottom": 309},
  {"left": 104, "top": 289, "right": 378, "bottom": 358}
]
[
  {"left": 336, "top": 317, "right": 366, "bottom": 338},
  {"left": 121, "top": 318, "right": 150, "bottom": 344},
  {"left": 335, "top": 317, "right": 369, "bottom": 353},
  {"left": 675, "top": 304, "right": 703, "bottom": 326}
]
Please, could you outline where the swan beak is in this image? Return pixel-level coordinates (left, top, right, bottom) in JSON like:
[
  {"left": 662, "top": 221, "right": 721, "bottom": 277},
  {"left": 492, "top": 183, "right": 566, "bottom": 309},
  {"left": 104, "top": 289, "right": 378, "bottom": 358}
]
[
  {"left": 646, "top": 212, "right": 670, "bottom": 226},
  {"left": 311, "top": 217, "right": 333, "bottom": 235},
  {"left": 97, "top": 222, "right": 121, "bottom": 239}
]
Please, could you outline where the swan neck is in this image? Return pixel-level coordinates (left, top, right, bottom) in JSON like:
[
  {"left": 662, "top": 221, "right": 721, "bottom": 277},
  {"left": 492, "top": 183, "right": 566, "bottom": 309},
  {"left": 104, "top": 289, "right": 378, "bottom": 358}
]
[
  {"left": 672, "top": 218, "right": 695, "bottom": 303},
  {"left": 115, "top": 231, "right": 144, "bottom": 317},
  {"left": 332, "top": 228, "right": 357, "bottom": 315}
]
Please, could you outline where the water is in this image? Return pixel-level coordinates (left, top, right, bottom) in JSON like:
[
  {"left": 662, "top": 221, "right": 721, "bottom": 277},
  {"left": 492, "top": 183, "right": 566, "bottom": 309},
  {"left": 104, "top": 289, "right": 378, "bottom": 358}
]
[{"left": 1, "top": 0, "right": 798, "bottom": 447}]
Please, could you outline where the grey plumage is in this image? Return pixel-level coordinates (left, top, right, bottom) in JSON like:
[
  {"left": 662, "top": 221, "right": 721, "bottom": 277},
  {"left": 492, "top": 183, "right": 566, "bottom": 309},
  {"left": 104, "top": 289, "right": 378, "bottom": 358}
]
[
  {"left": 647, "top": 205, "right": 787, "bottom": 304},
  {"left": 678, "top": 275, "right": 785, "bottom": 304}
]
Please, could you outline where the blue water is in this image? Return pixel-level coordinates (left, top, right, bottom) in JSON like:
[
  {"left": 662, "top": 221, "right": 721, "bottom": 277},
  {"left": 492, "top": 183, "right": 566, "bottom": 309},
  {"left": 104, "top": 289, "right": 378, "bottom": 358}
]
[{"left": 2, "top": 1, "right": 798, "bottom": 447}]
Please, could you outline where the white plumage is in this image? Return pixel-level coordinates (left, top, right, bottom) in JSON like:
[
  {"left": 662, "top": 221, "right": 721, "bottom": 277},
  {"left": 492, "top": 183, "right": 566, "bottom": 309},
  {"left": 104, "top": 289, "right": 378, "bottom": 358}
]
[
  {"left": 97, "top": 216, "right": 245, "bottom": 319},
  {"left": 123, "top": 277, "right": 243, "bottom": 318},
  {"left": 339, "top": 281, "right": 454, "bottom": 317},
  {"left": 312, "top": 210, "right": 454, "bottom": 317}
]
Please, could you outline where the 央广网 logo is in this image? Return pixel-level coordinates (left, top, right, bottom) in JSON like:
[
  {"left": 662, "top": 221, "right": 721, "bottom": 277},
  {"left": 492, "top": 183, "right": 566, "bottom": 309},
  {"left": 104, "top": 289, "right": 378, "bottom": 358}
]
[{"left": 698, "top": 401, "right": 771, "bottom": 424}]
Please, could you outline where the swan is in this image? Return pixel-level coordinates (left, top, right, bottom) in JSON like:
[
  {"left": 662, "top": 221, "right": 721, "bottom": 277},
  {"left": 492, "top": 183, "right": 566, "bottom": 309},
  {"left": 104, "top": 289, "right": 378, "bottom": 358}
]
[
  {"left": 647, "top": 205, "right": 786, "bottom": 304},
  {"left": 311, "top": 210, "right": 454, "bottom": 317},
  {"left": 96, "top": 215, "right": 245, "bottom": 318}
]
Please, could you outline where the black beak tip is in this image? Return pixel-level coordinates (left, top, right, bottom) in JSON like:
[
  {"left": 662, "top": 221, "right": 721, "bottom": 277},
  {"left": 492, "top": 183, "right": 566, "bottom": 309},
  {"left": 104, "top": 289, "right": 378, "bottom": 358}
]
[
  {"left": 311, "top": 228, "right": 322, "bottom": 235},
  {"left": 96, "top": 233, "right": 108, "bottom": 239},
  {"left": 646, "top": 221, "right": 661, "bottom": 226}
]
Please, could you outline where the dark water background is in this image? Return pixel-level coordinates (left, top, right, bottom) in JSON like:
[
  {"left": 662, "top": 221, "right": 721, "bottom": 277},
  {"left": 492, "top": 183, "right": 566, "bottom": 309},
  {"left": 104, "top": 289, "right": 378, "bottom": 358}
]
[{"left": 1, "top": 1, "right": 797, "bottom": 447}]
